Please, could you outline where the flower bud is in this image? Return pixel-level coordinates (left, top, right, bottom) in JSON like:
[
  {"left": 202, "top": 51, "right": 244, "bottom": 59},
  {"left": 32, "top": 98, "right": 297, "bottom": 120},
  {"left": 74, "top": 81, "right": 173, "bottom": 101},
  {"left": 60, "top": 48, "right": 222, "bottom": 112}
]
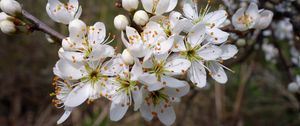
[
  {"left": 133, "top": 10, "right": 149, "bottom": 26},
  {"left": 122, "top": 0, "right": 139, "bottom": 12},
  {"left": 114, "top": 15, "right": 129, "bottom": 31},
  {"left": 0, "top": 12, "right": 11, "bottom": 22},
  {"left": 236, "top": 39, "right": 246, "bottom": 47},
  {"left": 121, "top": 49, "right": 134, "bottom": 65},
  {"left": 0, "top": 0, "right": 22, "bottom": 16},
  {"left": 0, "top": 20, "right": 16, "bottom": 34}
]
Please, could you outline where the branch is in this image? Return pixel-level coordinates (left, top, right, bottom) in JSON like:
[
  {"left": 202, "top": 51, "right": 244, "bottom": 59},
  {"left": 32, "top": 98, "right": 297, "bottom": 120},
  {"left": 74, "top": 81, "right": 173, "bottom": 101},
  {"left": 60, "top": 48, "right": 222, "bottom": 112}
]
[{"left": 21, "top": 9, "right": 66, "bottom": 41}]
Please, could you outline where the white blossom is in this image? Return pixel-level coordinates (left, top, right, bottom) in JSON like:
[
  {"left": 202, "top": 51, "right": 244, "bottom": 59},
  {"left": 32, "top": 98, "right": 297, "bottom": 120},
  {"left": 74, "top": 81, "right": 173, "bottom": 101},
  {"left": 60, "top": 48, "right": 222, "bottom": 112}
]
[
  {"left": 53, "top": 55, "right": 128, "bottom": 108},
  {"left": 139, "top": 85, "right": 189, "bottom": 125},
  {"left": 107, "top": 60, "right": 143, "bottom": 121},
  {"left": 182, "top": 2, "right": 230, "bottom": 44},
  {"left": 232, "top": 2, "right": 259, "bottom": 31},
  {"left": 51, "top": 77, "right": 74, "bottom": 124},
  {"left": 46, "top": 0, "right": 82, "bottom": 24},
  {"left": 122, "top": 21, "right": 174, "bottom": 61},
  {"left": 60, "top": 19, "right": 115, "bottom": 64},
  {"left": 232, "top": 2, "right": 273, "bottom": 31},
  {"left": 173, "top": 23, "right": 237, "bottom": 87},
  {"left": 138, "top": 54, "right": 191, "bottom": 91}
]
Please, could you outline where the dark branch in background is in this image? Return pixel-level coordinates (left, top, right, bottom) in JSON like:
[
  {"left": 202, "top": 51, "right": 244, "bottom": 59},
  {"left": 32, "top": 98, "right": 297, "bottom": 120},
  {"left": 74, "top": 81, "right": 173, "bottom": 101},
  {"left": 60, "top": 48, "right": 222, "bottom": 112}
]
[
  {"left": 272, "top": 38, "right": 294, "bottom": 83},
  {"left": 21, "top": 9, "right": 66, "bottom": 41}
]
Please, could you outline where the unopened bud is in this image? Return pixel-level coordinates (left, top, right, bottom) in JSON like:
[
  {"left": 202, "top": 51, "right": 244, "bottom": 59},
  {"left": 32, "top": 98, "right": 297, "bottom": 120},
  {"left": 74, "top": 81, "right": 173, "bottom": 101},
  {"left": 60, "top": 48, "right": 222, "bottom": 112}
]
[
  {"left": 114, "top": 15, "right": 129, "bottom": 31},
  {"left": 0, "top": 0, "right": 22, "bottom": 16},
  {"left": 236, "top": 39, "right": 246, "bottom": 47},
  {"left": 133, "top": 10, "right": 149, "bottom": 26},
  {"left": 122, "top": 0, "right": 139, "bottom": 12},
  {"left": 0, "top": 20, "right": 16, "bottom": 34},
  {"left": 0, "top": 12, "right": 11, "bottom": 21},
  {"left": 121, "top": 49, "right": 134, "bottom": 65}
]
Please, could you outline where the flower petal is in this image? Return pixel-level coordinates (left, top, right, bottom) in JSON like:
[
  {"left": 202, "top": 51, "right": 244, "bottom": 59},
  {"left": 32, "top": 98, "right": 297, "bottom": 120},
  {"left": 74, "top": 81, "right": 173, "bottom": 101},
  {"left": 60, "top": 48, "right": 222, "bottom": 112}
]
[
  {"left": 208, "top": 62, "right": 228, "bottom": 84},
  {"left": 183, "top": 3, "right": 198, "bottom": 20},
  {"left": 101, "top": 55, "right": 129, "bottom": 77},
  {"left": 138, "top": 73, "right": 164, "bottom": 91},
  {"left": 203, "top": 10, "right": 228, "bottom": 28},
  {"left": 157, "top": 105, "right": 176, "bottom": 126},
  {"left": 187, "top": 23, "right": 206, "bottom": 47},
  {"left": 172, "top": 35, "right": 187, "bottom": 52},
  {"left": 153, "top": 36, "right": 174, "bottom": 55},
  {"left": 110, "top": 102, "right": 129, "bottom": 121},
  {"left": 206, "top": 28, "right": 229, "bottom": 44},
  {"left": 69, "top": 19, "right": 87, "bottom": 45},
  {"left": 131, "top": 60, "right": 143, "bottom": 81},
  {"left": 140, "top": 102, "right": 153, "bottom": 121},
  {"left": 246, "top": 2, "right": 259, "bottom": 20},
  {"left": 64, "top": 84, "right": 91, "bottom": 107},
  {"left": 232, "top": 7, "right": 248, "bottom": 31},
  {"left": 163, "top": 84, "right": 190, "bottom": 97},
  {"left": 58, "top": 48, "right": 85, "bottom": 64},
  {"left": 141, "top": 0, "right": 154, "bottom": 13},
  {"left": 220, "top": 44, "right": 238, "bottom": 60},
  {"left": 164, "top": 58, "right": 191, "bottom": 76},
  {"left": 88, "top": 22, "right": 106, "bottom": 46},
  {"left": 89, "top": 44, "right": 115, "bottom": 61},
  {"left": 197, "top": 45, "right": 222, "bottom": 61},
  {"left": 187, "top": 62, "right": 207, "bottom": 88},
  {"left": 57, "top": 109, "right": 72, "bottom": 124},
  {"left": 132, "top": 86, "right": 143, "bottom": 111},
  {"left": 254, "top": 10, "right": 273, "bottom": 29},
  {"left": 54, "top": 58, "right": 86, "bottom": 80},
  {"left": 166, "top": 0, "right": 178, "bottom": 12},
  {"left": 155, "top": 0, "right": 170, "bottom": 15},
  {"left": 161, "top": 76, "right": 188, "bottom": 89}
]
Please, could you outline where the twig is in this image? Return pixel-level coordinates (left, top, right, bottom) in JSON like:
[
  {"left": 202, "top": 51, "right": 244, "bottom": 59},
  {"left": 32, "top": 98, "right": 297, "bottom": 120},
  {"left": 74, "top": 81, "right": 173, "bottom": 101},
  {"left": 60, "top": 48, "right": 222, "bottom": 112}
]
[
  {"left": 215, "top": 84, "right": 225, "bottom": 125},
  {"left": 231, "top": 62, "right": 255, "bottom": 125},
  {"left": 271, "top": 31, "right": 293, "bottom": 83},
  {"left": 21, "top": 9, "right": 66, "bottom": 41}
]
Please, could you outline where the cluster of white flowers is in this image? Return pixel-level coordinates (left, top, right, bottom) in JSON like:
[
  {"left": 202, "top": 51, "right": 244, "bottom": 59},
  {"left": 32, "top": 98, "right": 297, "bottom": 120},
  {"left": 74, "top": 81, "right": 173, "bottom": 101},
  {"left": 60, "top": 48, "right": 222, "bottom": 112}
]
[
  {"left": 47, "top": 0, "right": 241, "bottom": 125},
  {"left": 0, "top": 0, "right": 280, "bottom": 125}
]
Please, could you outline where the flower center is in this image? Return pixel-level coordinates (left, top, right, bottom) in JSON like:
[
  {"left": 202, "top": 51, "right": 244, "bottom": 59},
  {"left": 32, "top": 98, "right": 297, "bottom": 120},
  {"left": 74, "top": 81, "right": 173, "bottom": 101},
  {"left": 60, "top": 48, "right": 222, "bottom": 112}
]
[
  {"left": 181, "top": 44, "right": 201, "bottom": 61},
  {"left": 116, "top": 77, "right": 137, "bottom": 95},
  {"left": 149, "top": 60, "right": 166, "bottom": 81},
  {"left": 145, "top": 90, "right": 169, "bottom": 106},
  {"left": 238, "top": 14, "right": 253, "bottom": 27}
]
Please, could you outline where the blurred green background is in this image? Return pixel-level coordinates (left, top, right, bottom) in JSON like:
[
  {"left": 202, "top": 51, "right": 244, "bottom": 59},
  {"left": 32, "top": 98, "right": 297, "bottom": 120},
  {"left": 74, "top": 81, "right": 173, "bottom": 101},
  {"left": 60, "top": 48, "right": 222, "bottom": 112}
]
[{"left": 0, "top": 0, "right": 300, "bottom": 126}]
